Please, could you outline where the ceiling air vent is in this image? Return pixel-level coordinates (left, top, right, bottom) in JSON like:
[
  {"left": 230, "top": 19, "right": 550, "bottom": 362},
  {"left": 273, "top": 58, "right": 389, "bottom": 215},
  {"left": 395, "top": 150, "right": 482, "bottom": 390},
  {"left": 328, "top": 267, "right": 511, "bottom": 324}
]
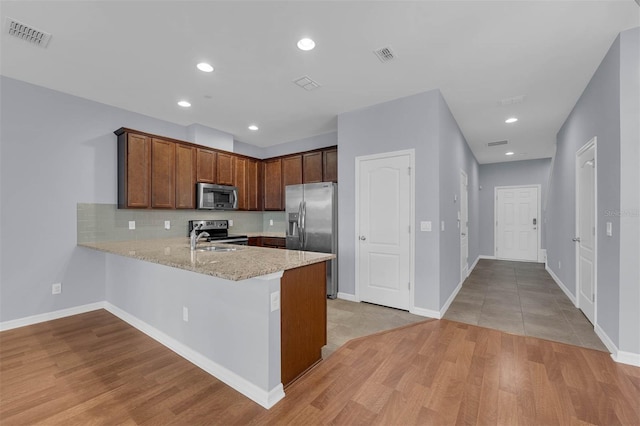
[
  {"left": 5, "top": 17, "right": 52, "bottom": 48},
  {"left": 498, "top": 95, "right": 524, "bottom": 106},
  {"left": 374, "top": 46, "right": 395, "bottom": 63},
  {"left": 293, "top": 76, "right": 321, "bottom": 91},
  {"left": 488, "top": 140, "right": 508, "bottom": 147}
]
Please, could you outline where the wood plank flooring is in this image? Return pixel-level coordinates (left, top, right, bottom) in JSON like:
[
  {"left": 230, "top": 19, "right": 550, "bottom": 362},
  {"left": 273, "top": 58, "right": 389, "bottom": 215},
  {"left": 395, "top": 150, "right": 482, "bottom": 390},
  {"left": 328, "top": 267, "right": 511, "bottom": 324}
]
[{"left": 2, "top": 309, "right": 639, "bottom": 425}]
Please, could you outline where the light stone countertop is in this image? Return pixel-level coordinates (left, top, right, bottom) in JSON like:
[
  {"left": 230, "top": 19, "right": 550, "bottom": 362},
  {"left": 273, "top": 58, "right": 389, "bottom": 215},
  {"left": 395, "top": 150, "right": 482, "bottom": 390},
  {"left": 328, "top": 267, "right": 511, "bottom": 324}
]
[{"left": 79, "top": 238, "right": 334, "bottom": 281}]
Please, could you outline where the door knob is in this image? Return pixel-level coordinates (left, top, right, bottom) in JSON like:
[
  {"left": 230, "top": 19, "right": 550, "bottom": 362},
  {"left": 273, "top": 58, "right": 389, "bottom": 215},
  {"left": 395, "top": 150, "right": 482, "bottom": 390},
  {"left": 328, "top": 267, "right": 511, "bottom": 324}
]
[
  {"left": 359, "top": 236, "right": 366, "bottom": 241},
  {"left": 572, "top": 237, "right": 581, "bottom": 242},
  {"left": 461, "top": 233, "right": 466, "bottom": 236}
]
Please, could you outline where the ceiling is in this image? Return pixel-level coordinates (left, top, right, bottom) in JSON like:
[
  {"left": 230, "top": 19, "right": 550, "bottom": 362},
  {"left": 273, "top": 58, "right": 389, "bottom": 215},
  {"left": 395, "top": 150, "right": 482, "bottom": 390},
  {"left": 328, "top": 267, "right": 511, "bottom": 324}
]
[{"left": 1, "top": 1, "right": 638, "bottom": 164}]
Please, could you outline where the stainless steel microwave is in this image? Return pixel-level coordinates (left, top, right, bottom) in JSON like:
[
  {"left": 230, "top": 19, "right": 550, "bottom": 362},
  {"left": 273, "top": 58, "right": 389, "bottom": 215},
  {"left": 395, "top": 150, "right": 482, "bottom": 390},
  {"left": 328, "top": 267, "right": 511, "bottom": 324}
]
[{"left": 196, "top": 183, "right": 238, "bottom": 210}]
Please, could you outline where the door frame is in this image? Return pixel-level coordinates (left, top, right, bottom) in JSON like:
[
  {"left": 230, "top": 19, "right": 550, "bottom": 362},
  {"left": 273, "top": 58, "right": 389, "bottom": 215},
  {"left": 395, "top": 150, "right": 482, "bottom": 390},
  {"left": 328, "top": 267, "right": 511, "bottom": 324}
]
[
  {"left": 354, "top": 149, "right": 415, "bottom": 311},
  {"left": 575, "top": 137, "right": 598, "bottom": 324},
  {"left": 460, "top": 169, "right": 469, "bottom": 281},
  {"left": 494, "top": 184, "right": 542, "bottom": 262}
]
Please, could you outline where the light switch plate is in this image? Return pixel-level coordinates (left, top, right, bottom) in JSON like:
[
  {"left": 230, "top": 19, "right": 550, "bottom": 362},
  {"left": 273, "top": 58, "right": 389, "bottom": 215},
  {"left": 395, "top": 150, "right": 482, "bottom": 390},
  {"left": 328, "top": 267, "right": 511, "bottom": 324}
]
[
  {"left": 183, "top": 307, "right": 189, "bottom": 322},
  {"left": 420, "top": 221, "right": 432, "bottom": 232},
  {"left": 441, "top": 221, "right": 445, "bottom": 231},
  {"left": 606, "top": 222, "right": 612, "bottom": 236},
  {"left": 52, "top": 283, "right": 62, "bottom": 295},
  {"left": 164, "top": 220, "right": 171, "bottom": 230},
  {"left": 128, "top": 221, "right": 135, "bottom": 230}
]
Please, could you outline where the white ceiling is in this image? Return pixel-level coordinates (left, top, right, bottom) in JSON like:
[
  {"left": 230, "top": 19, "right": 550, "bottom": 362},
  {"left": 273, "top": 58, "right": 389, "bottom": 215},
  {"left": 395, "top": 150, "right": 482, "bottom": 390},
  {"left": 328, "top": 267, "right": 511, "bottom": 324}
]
[{"left": 1, "top": 1, "right": 638, "bottom": 163}]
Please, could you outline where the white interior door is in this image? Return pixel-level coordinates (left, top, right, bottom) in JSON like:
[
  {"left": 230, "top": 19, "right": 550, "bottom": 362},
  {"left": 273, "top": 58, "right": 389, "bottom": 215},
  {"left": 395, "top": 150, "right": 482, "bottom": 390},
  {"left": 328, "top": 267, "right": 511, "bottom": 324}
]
[
  {"left": 357, "top": 153, "right": 411, "bottom": 310},
  {"left": 460, "top": 170, "right": 469, "bottom": 281},
  {"left": 496, "top": 186, "right": 539, "bottom": 261},
  {"left": 576, "top": 142, "right": 596, "bottom": 324}
]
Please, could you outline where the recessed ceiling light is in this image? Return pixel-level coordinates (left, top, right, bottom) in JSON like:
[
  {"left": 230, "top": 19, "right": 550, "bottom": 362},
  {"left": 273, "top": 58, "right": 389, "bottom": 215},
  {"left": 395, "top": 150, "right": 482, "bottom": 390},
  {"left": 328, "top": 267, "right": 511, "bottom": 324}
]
[
  {"left": 297, "top": 38, "right": 315, "bottom": 51},
  {"left": 196, "top": 62, "right": 214, "bottom": 73},
  {"left": 505, "top": 117, "right": 518, "bottom": 124},
  {"left": 177, "top": 100, "right": 191, "bottom": 108},
  {"left": 248, "top": 124, "right": 259, "bottom": 131},
  {"left": 505, "top": 151, "right": 515, "bottom": 156}
]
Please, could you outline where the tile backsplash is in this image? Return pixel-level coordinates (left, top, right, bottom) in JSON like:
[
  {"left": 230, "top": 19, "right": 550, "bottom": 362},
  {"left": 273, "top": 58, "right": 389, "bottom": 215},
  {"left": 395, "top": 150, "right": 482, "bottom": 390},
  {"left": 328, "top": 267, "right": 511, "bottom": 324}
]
[{"left": 77, "top": 203, "right": 286, "bottom": 243}]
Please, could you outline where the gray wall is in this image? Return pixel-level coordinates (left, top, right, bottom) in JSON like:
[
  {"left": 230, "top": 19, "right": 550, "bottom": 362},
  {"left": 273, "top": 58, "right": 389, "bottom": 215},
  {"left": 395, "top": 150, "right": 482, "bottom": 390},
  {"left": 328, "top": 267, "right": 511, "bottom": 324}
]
[
  {"left": 478, "top": 158, "right": 552, "bottom": 257},
  {"left": 337, "top": 90, "right": 480, "bottom": 312},
  {"left": 437, "top": 95, "right": 481, "bottom": 305},
  {"left": 234, "top": 132, "right": 338, "bottom": 159},
  {"left": 547, "top": 34, "right": 622, "bottom": 345},
  {"left": 617, "top": 27, "right": 639, "bottom": 355}
]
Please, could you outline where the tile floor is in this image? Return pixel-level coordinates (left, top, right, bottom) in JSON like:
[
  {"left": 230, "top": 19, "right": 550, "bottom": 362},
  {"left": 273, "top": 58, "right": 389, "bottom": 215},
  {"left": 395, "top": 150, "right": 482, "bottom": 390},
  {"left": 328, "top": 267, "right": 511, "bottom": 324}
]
[
  {"left": 325, "top": 259, "right": 608, "bottom": 358},
  {"left": 443, "top": 259, "right": 608, "bottom": 351}
]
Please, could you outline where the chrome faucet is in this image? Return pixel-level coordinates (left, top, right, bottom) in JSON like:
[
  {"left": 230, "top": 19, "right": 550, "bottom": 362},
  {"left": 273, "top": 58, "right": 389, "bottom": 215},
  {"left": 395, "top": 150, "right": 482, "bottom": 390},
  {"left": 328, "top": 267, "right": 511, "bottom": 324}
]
[{"left": 190, "top": 224, "right": 210, "bottom": 250}]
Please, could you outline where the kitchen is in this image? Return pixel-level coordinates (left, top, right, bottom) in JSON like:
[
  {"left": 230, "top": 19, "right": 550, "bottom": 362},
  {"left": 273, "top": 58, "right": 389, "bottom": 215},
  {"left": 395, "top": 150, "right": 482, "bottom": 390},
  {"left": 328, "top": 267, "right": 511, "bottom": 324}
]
[{"left": 1, "top": 1, "right": 639, "bottom": 424}]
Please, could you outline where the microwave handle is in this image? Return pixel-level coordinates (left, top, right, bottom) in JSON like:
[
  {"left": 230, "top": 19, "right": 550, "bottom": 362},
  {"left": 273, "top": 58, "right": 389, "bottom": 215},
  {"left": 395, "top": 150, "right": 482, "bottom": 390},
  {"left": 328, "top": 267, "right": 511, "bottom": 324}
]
[{"left": 231, "top": 189, "right": 238, "bottom": 209}]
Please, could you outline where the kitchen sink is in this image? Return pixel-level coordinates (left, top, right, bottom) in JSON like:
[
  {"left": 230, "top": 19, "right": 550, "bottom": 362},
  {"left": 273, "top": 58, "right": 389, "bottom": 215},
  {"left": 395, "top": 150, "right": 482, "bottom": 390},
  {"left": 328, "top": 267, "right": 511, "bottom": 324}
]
[{"left": 195, "top": 246, "right": 241, "bottom": 252}]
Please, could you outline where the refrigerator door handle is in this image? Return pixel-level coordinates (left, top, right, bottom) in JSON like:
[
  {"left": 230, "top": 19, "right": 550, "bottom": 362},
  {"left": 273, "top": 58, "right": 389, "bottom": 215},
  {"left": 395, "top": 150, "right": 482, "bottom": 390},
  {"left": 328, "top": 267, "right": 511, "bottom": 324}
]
[
  {"left": 301, "top": 201, "right": 307, "bottom": 249},
  {"left": 297, "top": 202, "right": 304, "bottom": 248}
]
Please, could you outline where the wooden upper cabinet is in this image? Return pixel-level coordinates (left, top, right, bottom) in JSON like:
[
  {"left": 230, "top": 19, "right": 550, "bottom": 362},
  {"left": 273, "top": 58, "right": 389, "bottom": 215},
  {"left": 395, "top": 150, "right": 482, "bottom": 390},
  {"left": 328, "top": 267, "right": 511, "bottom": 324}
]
[
  {"left": 175, "top": 144, "right": 196, "bottom": 209},
  {"left": 323, "top": 148, "right": 338, "bottom": 182},
  {"left": 233, "top": 156, "right": 248, "bottom": 210},
  {"left": 118, "top": 132, "right": 151, "bottom": 208},
  {"left": 303, "top": 151, "right": 323, "bottom": 184},
  {"left": 217, "top": 153, "right": 234, "bottom": 185},
  {"left": 247, "top": 159, "right": 262, "bottom": 211},
  {"left": 282, "top": 155, "right": 303, "bottom": 187},
  {"left": 196, "top": 149, "right": 217, "bottom": 183},
  {"left": 151, "top": 138, "right": 176, "bottom": 209},
  {"left": 263, "top": 158, "right": 283, "bottom": 211}
]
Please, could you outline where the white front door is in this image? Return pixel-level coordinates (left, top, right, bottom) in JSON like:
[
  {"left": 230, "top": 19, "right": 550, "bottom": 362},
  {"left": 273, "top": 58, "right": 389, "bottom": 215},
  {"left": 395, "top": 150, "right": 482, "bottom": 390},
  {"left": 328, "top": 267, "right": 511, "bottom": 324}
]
[
  {"left": 460, "top": 170, "right": 469, "bottom": 281},
  {"left": 357, "top": 152, "right": 412, "bottom": 310},
  {"left": 495, "top": 186, "right": 539, "bottom": 261},
  {"left": 576, "top": 141, "right": 596, "bottom": 324}
]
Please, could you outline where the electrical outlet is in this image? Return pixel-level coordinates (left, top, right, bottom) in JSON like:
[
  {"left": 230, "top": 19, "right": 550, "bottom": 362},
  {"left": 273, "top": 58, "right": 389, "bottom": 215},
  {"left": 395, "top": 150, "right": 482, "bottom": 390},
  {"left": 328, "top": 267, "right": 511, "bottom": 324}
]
[
  {"left": 52, "top": 283, "right": 62, "bottom": 295},
  {"left": 269, "top": 219, "right": 274, "bottom": 226},
  {"left": 420, "top": 221, "right": 432, "bottom": 232},
  {"left": 129, "top": 221, "right": 135, "bottom": 230},
  {"left": 228, "top": 220, "right": 233, "bottom": 227},
  {"left": 183, "top": 306, "right": 189, "bottom": 322},
  {"left": 164, "top": 220, "right": 171, "bottom": 230},
  {"left": 270, "top": 291, "right": 280, "bottom": 312}
]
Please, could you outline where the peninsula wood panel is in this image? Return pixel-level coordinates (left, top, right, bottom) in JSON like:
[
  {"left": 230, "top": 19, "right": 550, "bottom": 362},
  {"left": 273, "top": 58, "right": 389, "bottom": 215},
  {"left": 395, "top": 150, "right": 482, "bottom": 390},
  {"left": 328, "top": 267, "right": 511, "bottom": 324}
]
[
  {"left": 175, "top": 144, "right": 196, "bottom": 209},
  {"left": 196, "top": 148, "right": 216, "bottom": 183},
  {"left": 216, "top": 152, "right": 234, "bottom": 186},
  {"left": 151, "top": 138, "right": 175, "bottom": 209},
  {"left": 280, "top": 261, "right": 327, "bottom": 387},
  {"left": 118, "top": 132, "right": 151, "bottom": 208}
]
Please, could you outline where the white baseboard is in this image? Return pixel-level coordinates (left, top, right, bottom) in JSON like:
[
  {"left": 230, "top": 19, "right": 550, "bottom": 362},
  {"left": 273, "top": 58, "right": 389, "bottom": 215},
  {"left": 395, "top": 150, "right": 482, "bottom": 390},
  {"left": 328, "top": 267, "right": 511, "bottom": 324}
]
[
  {"left": 103, "top": 302, "right": 284, "bottom": 409},
  {"left": 468, "top": 256, "right": 480, "bottom": 275},
  {"left": 545, "top": 264, "right": 577, "bottom": 305},
  {"left": 410, "top": 306, "right": 441, "bottom": 319},
  {"left": 594, "top": 324, "right": 640, "bottom": 367},
  {"left": 538, "top": 249, "right": 547, "bottom": 263},
  {"left": 439, "top": 280, "right": 464, "bottom": 318},
  {"left": 0, "top": 302, "right": 105, "bottom": 332},
  {"left": 337, "top": 292, "right": 357, "bottom": 302},
  {"left": 478, "top": 255, "right": 496, "bottom": 260}
]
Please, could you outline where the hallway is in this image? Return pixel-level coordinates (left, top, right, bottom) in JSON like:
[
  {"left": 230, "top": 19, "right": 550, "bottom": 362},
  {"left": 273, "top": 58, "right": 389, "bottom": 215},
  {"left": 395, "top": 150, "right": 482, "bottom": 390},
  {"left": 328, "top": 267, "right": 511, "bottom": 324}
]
[{"left": 443, "top": 259, "right": 608, "bottom": 352}]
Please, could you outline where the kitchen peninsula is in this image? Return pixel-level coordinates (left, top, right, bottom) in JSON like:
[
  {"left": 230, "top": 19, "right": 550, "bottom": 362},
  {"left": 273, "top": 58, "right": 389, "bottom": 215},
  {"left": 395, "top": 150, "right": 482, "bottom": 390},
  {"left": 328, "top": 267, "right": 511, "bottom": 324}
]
[{"left": 79, "top": 238, "right": 333, "bottom": 409}]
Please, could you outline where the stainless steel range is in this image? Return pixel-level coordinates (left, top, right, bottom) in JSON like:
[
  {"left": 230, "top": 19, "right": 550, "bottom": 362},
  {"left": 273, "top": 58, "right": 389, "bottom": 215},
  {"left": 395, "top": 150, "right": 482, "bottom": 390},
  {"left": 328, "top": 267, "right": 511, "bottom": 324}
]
[{"left": 187, "top": 220, "right": 248, "bottom": 245}]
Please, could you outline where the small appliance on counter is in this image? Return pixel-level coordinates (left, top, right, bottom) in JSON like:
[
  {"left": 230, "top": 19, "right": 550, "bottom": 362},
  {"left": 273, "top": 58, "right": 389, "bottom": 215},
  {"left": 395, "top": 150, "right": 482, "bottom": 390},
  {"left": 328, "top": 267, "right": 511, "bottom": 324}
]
[
  {"left": 188, "top": 220, "right": 248, "bottom": 245},
  {"left": 286, "top": 182, "right": 338, "bottom": 298},
  {"left": 196, "top": 183, "right": 238, "bottom": 210}
]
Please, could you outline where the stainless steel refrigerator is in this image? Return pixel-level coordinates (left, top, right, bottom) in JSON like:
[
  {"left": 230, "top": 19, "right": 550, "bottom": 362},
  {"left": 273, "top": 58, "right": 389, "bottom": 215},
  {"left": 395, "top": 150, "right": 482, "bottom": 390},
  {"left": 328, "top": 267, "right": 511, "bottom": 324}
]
[{"left": 286, "top": 182, "right": 338, "bottom": 298}]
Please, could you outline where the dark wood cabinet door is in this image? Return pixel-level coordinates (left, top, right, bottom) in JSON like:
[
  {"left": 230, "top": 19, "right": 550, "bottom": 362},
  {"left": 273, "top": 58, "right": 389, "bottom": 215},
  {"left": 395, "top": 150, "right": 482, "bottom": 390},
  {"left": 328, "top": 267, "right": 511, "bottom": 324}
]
[
  {"left": 124, "top": 133, "right": 151, "bottom": 208},
  {"left": 247, "top": 159, "right": 261, "bottom": 211},
  {"left": 175, "top": 144, "right": 196, "bottom": 209},
  {"left": 151, "top": 138, "right": 175, "bottom": 209},
  {"left": 303, "top": 152, "right": 323, "bottom": 183},
  {"left": 323, "top": 148, "right": 338, "bottom": 182},
  {"left": 217, "top": 153, "right": 234, "bottom": 185},
  {"left": 263, "top": 158, "right": 282, "bottom": 211},
  {"left": 233, "top": 156, "right": 247, "bottom": 210},
  {"left": 282, "top": 155, "right": 303, "bottom": 188},
  {"left": 196, "top": 149, "right": 216, "bottom": 183}
]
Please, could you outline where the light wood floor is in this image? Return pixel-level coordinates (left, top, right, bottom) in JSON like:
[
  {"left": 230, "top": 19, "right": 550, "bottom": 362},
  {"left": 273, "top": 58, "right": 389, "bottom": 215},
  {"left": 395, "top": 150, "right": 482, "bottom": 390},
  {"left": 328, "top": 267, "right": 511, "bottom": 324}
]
[{"left": 2, "top": 309, "right": 639, "bottom": 425}]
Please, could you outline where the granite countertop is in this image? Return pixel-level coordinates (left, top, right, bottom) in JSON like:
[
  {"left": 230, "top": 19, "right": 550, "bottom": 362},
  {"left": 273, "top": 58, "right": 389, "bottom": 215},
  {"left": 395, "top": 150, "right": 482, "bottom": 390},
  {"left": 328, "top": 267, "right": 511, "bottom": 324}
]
[{"left": 79, "top": 238, "right": 334, "bottom": 281}]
